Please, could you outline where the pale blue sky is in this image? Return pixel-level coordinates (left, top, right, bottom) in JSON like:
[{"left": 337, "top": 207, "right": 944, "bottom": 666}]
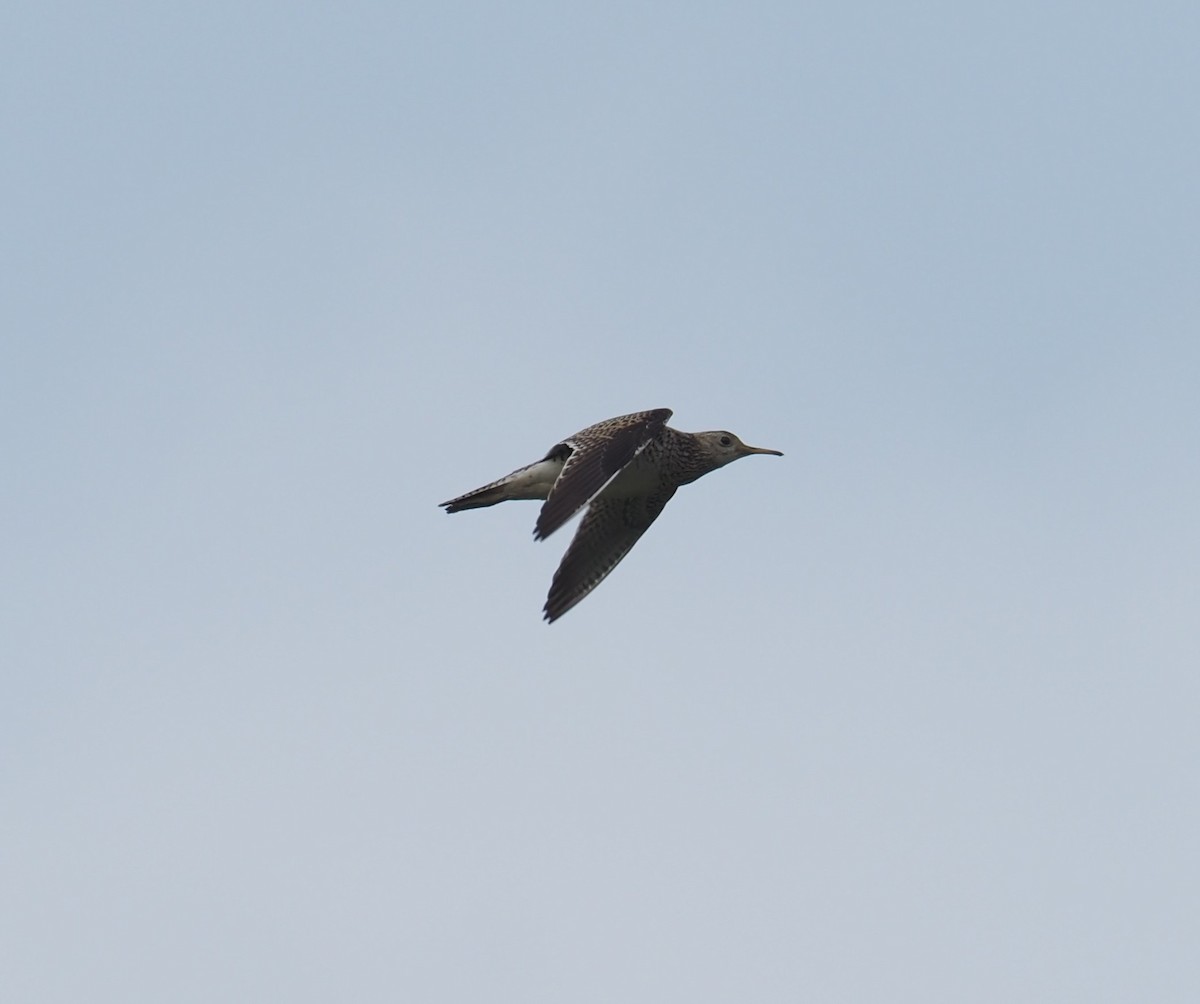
[{"left": 3, "top": 2, "right": 1198, "bottom": 1001}]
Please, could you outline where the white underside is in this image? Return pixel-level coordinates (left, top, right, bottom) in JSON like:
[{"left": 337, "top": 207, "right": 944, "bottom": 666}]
[
  {"left": 504, "top": 458, "right": 565, "bottom": 500},
  {"left": 503, "top": 446, "right": 661, "bottom": 505}
]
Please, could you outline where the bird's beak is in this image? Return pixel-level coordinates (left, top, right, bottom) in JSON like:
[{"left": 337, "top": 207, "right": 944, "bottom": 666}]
[{"left": 741, "top": 444, "right": 784, "bottom": 457}]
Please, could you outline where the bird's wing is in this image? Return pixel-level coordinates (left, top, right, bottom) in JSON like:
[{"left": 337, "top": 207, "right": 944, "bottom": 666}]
[
  {"left": 534, "top": 408, "right": 671, "bottom": 541},
  {"left": 542, "top": 488, "right": 676, "bottom": 623}
]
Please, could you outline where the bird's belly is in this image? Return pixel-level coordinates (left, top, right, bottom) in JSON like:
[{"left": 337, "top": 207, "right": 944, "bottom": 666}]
[{"left": 506, "top": 458, "right": 564, "bottom": 500}]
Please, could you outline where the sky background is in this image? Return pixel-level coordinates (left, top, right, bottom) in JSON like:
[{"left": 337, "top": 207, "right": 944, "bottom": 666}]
[{"left": 3, "top": 2, "right": 1199, "bottom": 1001}]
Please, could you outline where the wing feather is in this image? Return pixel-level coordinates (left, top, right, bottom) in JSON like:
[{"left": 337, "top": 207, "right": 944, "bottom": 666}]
[
  {"left": 542, "top": 488, "right": 676, "bottom": 622},
  {"left": 534, "top": 408, "right": 671, "bottom": 541}
]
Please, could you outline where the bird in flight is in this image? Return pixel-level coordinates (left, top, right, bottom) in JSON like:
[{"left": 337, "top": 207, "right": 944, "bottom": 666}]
[{"left": 440, "top": 408, "right": 782, "bottom": 622}]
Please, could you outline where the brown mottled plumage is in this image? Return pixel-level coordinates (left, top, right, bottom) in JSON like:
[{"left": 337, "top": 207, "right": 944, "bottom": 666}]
[{"left": 439, "top": 408, "right": 782, "bottom": 622}]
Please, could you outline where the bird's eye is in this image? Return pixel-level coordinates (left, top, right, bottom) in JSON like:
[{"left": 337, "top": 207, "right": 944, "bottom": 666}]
[{"left": 719, "top": 435, "right": 732, "bottom": 447}]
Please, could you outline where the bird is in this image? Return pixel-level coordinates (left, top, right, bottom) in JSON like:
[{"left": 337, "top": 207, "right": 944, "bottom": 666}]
[{"left": 439, "top": 408, "right": 782, "bottom": 623}]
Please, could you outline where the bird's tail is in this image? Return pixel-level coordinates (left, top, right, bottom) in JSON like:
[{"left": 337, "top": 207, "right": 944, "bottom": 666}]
[
  {"left": 439, "top": 458, "right": 561, "bottom": 513},
  {"left": 440, "top": 481, "right": 514, "bottom": 512}
]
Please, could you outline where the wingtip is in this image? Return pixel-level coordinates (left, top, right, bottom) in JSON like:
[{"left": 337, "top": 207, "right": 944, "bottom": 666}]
[{"left": 542, "top": 599, "right": 571, "bottom": 624}]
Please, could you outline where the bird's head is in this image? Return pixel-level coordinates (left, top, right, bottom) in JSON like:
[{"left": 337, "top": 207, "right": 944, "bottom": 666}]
[{"left": 695, "top": 431, "right": 784, "bottom": 468}]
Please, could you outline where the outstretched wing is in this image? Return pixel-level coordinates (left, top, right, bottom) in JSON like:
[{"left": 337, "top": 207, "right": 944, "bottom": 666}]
[
  {"left": 534, "top": 408, "right": 671, "bottom": 541},
  {"left": 542, "top": 488, "right": 676, "bottom": 623}
]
